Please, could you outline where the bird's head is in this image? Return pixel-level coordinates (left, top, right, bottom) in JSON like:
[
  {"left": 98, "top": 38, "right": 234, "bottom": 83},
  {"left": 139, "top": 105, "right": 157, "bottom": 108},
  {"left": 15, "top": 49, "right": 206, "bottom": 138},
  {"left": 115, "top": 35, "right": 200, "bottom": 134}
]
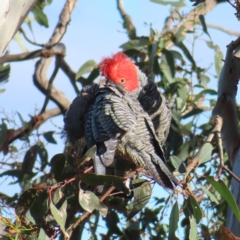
[{"left": 98, "top": 52, "right": 139, "bottom": 92}]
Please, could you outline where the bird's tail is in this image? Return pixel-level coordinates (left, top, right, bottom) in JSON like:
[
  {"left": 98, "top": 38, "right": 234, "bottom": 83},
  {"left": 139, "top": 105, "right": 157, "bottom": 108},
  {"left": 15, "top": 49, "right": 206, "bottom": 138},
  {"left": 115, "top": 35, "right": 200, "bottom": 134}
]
[{"left": 144, "top": 152, "right": 179, "bottom": 189}]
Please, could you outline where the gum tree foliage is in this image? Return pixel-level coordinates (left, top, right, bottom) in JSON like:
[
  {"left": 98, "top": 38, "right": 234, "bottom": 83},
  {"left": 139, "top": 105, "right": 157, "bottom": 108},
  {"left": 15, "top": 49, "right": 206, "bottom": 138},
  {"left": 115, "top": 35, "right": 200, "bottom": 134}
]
[{"left": 0, "top": 0, "right": 240, "bottom": 239}]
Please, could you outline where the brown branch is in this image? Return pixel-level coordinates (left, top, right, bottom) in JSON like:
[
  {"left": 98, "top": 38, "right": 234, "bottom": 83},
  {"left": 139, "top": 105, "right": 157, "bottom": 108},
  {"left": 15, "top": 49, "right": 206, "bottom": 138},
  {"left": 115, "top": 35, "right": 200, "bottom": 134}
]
[
  {"left": 66, "top": 167, "right": 144, "bottom": 237},
  {"left": 58, "top": 57, "right": 80, "bottom": 94},
  {"left": 33, "top": 0, "right": 77, "bottom": 112},
  {"left": 0, "top": 48, "right": 65, "bottom": 65},
  {"left": 222, "top": 166, "right": 240, "bottom": 182},
  {"left": 40, "top": 57, "right": 61, "bottom": 114},
  {"left": 164, "top": 0, "right": 218, "bottom": 49},
  {"left": 46, "top": 0, "right": 77, "bottom": 47},
  {"left": 116, "top": 0, "right": 137, "bottom": 40},
  {"left": 206, "top": 23, "right": 240, "bottom": 36},
  {"left": 162, "top": 7, "right": 181, "bottom": 32},
  {"left": 19, "top": 28, "right": 45, "bottom": 47},
  {"left": 0, "top": 108, "right": 61, "bottom": 154}
]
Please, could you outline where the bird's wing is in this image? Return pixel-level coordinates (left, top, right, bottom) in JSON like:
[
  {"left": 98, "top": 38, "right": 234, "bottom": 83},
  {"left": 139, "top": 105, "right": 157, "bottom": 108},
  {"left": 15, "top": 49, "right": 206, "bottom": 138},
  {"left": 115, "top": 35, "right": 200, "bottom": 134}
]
[
  {"left": 90, "top": 87, "right": 137, "bottom": 167},
  {"left": 64, "top": 84, "right": 99, "bottom": 145},
  {"left": 138, "top": 79, "right": 172, "bottom": 145}
]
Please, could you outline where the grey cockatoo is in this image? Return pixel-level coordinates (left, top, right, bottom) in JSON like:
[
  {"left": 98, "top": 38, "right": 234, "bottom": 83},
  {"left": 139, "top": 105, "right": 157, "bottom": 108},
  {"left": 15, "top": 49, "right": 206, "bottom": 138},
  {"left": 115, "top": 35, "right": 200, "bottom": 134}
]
[{"left": 64, "top": 52, "right": 176, "bottom": 189}]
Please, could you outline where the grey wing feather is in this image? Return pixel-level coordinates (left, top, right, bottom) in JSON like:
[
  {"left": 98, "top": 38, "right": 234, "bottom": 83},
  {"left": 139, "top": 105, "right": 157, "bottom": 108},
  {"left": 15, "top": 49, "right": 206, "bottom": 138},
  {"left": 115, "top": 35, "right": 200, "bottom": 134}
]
[
  {"left": 138, "top": 75, "right": 172, "bottom": 145},
  {"left": 64, "top": 84, "right": 99, "bottom": 145},
  {"left": 87, "top": 87, "right": 136, "bottom": 167}
]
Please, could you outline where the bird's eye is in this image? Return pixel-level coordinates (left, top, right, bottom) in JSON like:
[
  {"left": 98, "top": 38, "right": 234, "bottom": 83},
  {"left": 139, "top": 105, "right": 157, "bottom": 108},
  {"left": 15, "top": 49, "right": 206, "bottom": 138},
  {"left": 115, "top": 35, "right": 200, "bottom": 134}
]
[{"left": 120, "top": 79, "right": 125, "bottom": 83}]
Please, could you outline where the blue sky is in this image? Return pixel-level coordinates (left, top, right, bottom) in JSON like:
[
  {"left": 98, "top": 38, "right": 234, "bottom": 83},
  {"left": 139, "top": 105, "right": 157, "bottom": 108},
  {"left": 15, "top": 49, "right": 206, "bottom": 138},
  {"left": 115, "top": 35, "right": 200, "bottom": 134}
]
[{"left": 0, "top": 0, "right": 240, "bottom": 237}]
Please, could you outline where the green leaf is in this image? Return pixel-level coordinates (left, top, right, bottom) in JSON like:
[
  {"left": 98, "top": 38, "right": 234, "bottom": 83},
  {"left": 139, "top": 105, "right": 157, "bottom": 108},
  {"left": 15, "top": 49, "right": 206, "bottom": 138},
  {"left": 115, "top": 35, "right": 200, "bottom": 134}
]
[
  {"left": 189, "top": 216, "right": 197, "bottom": 240},
  {"left": 43, "top": 131, "right": 57, "bottom": 144},
  {"left": 168, "top": 201, "right": 179, "bottom": 240},
  {"left": 182, "top": 108, "right": 203, "bottom": 119},
  {"left": 0, "top": 89, "right": 6, "bottom": 94},
  {"left": 50, "top": 201, "right": 69, "bottom": 238},
  {"left": 0, "top": 64, "right": 10, "bottom": 84},
  {"left": 160, "top": 51, "right": 175, "bottom": 83},
  {"left": 189, "top": 196, "right": 203, "bottom": 223},
  {"left": 76, "top": 60, "right": 97, "bottom": 80},
  {"left": 13, "top": 32, "right": 28, "bottom": 52},
  {"left": 32, "top": 4, "right": 49, "bottom": 28},
  {"left": 162, "top": 49, "right": 175, "bottom": 79},
  {"left": 205, "top": 41, "right": 223, "bottom": 78},
  {"left": 170, "top": 155, "right": 186, "bottom": 174},
  {"left": 199, "top": 15, "right": 211, "bottom": 39},
  {"left": 77, "top": 173, "right": 125, "bottom": 186},
  {"left": 16, "top": 188, "right": 38, "bottom": 216},
  {"left": 206, "top": 176, "right": 240, "bottom": 221},
  {"left": 16, "top": 112, "right": 25, "bottom": 126},
  {"left": 127, "top": 179, "right": 152, "bottom": 220},
  {"left": 36, "top": 143, "right": 48, "bottom": 171},
  {"left": 200, "top": 186, "right": 219, "bottom": 204},
  {"left": 214, "top": 47, "right": 223, "bottom": 79},
  {"left": 173, "top": 40, "right": 196, "bottom": 69},
  {"left": 22, "top": 145, "right": 37, "bottom": 174},
  {"left": 0, "top": 121, "right": 7, "bottom": 146},
  {"left": 18, "top": 190, "right": 49, "bottom": 225},
  {"left": 175, "top": 25, "right": 186, "bottom": 43},
  {"left": 79, "top": 189, "right": 108, "bottom": 217},
  {"left": 150, "top": 0, "right": 186, "bottom": 7},
  {"left": 194, "top": 89, "right": 217, "bottom": 102},
  {"left": 171, "top": 50, "right": 185, "bottom": 65},
  {"left": 86, "top": 68, "right": 99, "bottom": 84},
  {"left": 50, "top": 154, "right": 65, "bottom": 180},
  {"left": 38, "top": 229, "right": 50, "bottom": 240},
  {"left": 77, "top": 145, "right": 96, "bottom": 167},
  {"left": 198, "top": 143, "right": 213, "bottom": 164},
  {"left": 0, "top": 169, "right": 24, "bottom": 180},
  {"left": 119, "top": 37, "right": 149, "bottom": 51}
]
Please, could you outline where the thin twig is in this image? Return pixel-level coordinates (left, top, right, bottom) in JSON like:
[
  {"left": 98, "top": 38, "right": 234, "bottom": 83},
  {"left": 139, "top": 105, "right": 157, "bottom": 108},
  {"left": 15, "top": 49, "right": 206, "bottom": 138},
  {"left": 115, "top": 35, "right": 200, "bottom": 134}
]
[
  {"left": 58, "top": 57, "right": 80, "bottom": 94},
  {"left": 40, "top": 57, "right": 60, "bottom": 114},
  {"left": 206, "top": 23, "right": 240, "bottom": 36},
  {"left": 116, "top": 0, "right": 137, "bottom": 40},
  {"left": 222, "top": 166, "right": 240, "bottom": 183},
  {"left": 19, "top": 28, "right": 45, "bottom": 47}
]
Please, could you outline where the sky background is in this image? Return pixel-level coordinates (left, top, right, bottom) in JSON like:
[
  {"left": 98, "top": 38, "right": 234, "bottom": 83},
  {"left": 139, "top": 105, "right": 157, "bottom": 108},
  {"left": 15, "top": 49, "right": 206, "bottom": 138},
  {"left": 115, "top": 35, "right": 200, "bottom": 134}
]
[{"left": 0, "top": 0, "right": 240, "bottom": 238}]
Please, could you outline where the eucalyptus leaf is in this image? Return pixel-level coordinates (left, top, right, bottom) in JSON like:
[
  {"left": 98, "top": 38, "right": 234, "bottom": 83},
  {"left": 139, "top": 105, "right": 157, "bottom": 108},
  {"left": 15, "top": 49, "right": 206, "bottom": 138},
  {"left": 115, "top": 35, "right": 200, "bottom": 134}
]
[
  {"left": 206, "top": 177, "right": 240, "bottom": 221},
  {"left": 189, "top": 216, "right": 197, "bottom": 240},
  {"left": 78, "top": 189, "right": 107, "bottom": 217},
  {"left": 198, "top": 143, "right": 213, "bottom": 164},
  {"left": 127, "top": 179, "right": 152, "bottom": 220},
  {"left": 76, "top": 60, "right": 97, "bottom": 80},
  {"left": 50, "top": 201, "right": 68, "bottom": 238},
  {"left": 200, "top": 186, "right": 219, "bottom": 204},
  {"left": 168, "top": 201, "right": 179, "bottom": 240},
  {"left": 151, "top": 0, "right": 186, "bottom": 7}
]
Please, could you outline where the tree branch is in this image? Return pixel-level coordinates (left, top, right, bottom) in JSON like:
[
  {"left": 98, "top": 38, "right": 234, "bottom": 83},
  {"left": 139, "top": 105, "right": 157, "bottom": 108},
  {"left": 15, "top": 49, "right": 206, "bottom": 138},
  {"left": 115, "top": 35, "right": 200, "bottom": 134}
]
[
  {"left": 116, "top": 0, "right": 137, "bottom": 39},
  {"left": 164, "top": 0, "right": 219, "bottom": 49},
  {"left": 33, "top": 0, "right": 77, "bottom": 112},
  {"left": 206, "top": 23, "right": 240, "bottom": 36},
  {"left": 58, "top": 57, "right": 80, "bottom": 94},
  {"left": 0, "top": 47, "right": 65, "bottom": 65},
  {"left": 0, "top": 108, "right": 61, "bottom": 154},
  {"left": 40, "top": 57, "right": 60, "bottom": 114},
  {"left": 19, "top": 27, "right": 45, "bottom": 47}
]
